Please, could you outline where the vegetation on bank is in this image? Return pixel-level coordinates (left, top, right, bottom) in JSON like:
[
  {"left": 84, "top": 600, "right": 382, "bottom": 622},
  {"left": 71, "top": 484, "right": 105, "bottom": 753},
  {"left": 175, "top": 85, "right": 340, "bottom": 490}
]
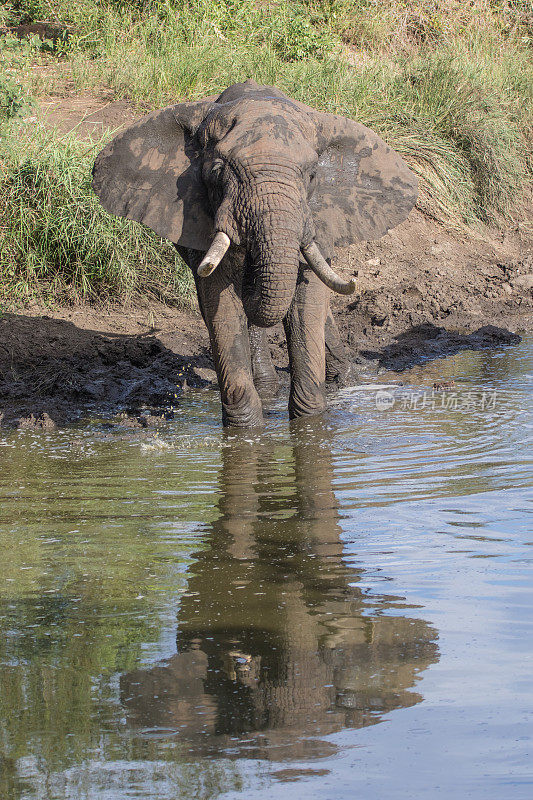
[
  {"left": 0, "top": 1, "right": 531, "bottom": 304},
  {"left": 0, "top": 122, "right": 194, "bottom": 303}
]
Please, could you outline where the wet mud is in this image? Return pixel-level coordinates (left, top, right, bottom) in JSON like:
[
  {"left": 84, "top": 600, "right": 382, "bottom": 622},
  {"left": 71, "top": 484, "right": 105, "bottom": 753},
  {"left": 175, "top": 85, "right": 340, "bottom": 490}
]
[{"left": 0, "top": 308, "right": 214, "bottom": 428}]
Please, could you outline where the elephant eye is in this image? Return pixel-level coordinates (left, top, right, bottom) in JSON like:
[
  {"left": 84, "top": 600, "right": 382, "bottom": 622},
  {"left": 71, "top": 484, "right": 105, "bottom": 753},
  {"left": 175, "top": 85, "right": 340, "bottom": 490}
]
[
  {"left": 202, "top": 159, "right": 224, "bottom": 187},
  {"left": 210, "top": 160, "right": 224, "bottom": 179}
]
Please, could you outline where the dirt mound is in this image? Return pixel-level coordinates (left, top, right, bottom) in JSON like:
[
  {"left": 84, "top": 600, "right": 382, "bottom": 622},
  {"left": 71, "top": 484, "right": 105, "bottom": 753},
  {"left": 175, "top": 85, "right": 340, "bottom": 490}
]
[
  {"left": 2, "top": 22, "right": 70, "bottom": 45},
  {"left": 331, "top": 210, "right": 532, "bottom": 370}
]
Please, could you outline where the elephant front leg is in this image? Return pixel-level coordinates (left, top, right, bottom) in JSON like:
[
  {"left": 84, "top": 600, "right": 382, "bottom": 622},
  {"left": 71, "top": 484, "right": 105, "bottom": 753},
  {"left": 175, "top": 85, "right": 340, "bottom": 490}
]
[
  {"left": 194, "top": 269, "right": 264, "bottom": 429},
  {"left": 325, "top": 307, "right": 351, "bottom": 385},
  {"left": 248, "top": 324, "right": 279, "bottom": 399},
  {"left": 284, "top": 269, "right": 329, "bottom": 419}
]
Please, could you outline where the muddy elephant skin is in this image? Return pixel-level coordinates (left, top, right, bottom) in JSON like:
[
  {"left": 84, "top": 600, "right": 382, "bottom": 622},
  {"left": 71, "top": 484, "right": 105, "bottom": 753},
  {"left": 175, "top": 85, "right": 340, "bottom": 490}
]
[{"left": 92, "top": 81, "right": 417, "bottom": 426}]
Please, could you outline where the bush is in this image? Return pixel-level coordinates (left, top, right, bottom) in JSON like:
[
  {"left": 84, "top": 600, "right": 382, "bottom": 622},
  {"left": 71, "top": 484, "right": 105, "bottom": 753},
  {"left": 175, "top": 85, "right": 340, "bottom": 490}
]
[
  {"left": 263, "top": 3, "right": 336, "bottom": 62},
  {"left": 0, "top": 77, "right": 33, "bottom": 119}
]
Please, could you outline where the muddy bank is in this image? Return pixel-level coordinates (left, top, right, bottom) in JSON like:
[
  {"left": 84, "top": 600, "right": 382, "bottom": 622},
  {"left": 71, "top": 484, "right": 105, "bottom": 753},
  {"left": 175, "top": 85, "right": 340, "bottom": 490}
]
[
  {"left": 0, "top": 306, "right": 214, "bottom": 428},
  {"left": 2, "top": 85, "right": 531, "bottom": 428},
  {"left": 1, "top": 210, "right": 531, "bottom": 429}
]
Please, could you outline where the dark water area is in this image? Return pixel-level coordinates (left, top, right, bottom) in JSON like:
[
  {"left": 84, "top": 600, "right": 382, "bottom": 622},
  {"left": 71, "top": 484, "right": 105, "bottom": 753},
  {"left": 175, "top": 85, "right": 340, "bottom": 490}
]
[{"left": 0, "top": 338, "right": 532, "bottom": 799}]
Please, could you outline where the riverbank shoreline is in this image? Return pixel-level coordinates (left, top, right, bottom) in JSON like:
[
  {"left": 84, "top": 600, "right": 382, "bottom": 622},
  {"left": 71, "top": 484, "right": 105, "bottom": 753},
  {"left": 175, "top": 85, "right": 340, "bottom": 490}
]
[{"left": 1, "top": 208, "right": 530, "bottom": 429}]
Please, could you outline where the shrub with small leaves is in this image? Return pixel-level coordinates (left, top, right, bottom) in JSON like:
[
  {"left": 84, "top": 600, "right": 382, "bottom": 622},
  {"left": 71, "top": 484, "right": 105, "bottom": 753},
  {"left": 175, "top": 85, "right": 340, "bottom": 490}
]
[
  {"left": 0, "top": 78, "right": 33, "bottom": 120},
  {"left": 263, "top": 3, "right": 335, "bottom": 62}
]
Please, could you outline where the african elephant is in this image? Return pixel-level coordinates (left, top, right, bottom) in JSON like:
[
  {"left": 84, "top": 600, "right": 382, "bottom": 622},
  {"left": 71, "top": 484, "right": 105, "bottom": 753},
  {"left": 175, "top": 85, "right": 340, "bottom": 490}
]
[{"left": 92, "top": 80, "right": 417, "bottom": 426}]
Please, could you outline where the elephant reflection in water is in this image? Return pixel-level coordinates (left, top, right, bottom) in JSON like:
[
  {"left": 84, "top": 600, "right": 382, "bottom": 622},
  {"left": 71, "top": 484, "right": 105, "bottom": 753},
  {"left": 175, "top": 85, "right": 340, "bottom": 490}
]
[{"left": 121, "top": 425, "right": 438, "bottom": 759}]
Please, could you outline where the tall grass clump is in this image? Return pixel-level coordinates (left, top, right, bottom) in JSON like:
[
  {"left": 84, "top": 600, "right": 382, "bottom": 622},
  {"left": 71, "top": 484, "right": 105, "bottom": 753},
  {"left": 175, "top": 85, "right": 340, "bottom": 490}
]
[
  {"left": 0, "top": 123, "right": 194, "bottom": 305},
  {"left": 0, "top": 76, "right": 34, "bottom": 119},
  {"left": 393, "top": 46, "right": 532, "bottom": 221}
]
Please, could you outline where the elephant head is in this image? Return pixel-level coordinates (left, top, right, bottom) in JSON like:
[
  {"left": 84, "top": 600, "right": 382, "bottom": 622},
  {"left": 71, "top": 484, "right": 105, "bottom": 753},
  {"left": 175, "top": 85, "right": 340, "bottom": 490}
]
[{"left": 92, "top": 80, "right": 417, "bottom": 327}]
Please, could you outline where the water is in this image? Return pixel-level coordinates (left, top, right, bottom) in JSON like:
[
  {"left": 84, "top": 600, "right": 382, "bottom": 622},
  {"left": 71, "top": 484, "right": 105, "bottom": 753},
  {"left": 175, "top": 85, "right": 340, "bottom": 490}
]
[{"left": 0, "top": 339, "right": 531, "bottom": 800}]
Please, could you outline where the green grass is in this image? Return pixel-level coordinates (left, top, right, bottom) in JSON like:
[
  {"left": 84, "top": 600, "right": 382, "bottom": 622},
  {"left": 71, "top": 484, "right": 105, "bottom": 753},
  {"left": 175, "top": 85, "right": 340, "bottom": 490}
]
[
  {"left": 0, "top": 0, "right": 531, "bottom": 303},
  {"left": 0, "top": 121, "right": 194, "bottom": 305}
]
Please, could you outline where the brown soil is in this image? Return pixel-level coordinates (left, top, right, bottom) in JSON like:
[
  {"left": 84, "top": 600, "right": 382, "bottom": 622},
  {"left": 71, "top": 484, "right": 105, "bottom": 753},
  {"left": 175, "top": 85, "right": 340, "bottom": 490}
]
[
  {"left": 0, "top": 304, "right": 214, "bottom": 428},
  {"left": 39, "top": 92, "right": 143, "bottom": 141},
  {"left": 1, "top": 92, "right": 531, "bottom": 428},
  {"left": 332, "top": 209, "right": 532, "bottom": 371}
]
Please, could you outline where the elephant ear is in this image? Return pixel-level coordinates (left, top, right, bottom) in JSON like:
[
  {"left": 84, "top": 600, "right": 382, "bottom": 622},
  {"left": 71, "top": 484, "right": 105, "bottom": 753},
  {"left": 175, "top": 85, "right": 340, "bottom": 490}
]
[
  {"left": 309, "top": 112, "right": 418, "bottom": 257},
  {"left": 92, "top": 100, "right": 216, "bottom": 248}
]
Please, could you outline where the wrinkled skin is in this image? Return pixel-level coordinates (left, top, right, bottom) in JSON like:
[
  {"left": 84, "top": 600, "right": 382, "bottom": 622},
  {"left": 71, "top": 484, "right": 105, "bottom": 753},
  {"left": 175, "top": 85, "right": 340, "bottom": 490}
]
[{"left": 92, "top": 81, "right": 417, "bottom": 426}]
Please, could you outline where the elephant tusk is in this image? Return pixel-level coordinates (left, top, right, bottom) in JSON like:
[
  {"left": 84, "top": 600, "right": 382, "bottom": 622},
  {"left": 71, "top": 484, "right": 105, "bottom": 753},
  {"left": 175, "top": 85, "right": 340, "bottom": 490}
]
[
  {"left": 198, "top": 232, "right": 231, "bottom": 277},
  {"left": 301, "top": 242, "right": 356, "bottom": 295}
]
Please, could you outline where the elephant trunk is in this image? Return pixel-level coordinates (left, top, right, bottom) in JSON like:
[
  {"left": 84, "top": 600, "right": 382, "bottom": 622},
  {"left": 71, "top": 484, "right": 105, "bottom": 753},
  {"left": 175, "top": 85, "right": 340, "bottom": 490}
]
[
  {"left": 242, "top": 193, "right": 303, "bottom": 328},
  {"left": 244, "top": 237, "right": 301, "bottom": 328}
]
